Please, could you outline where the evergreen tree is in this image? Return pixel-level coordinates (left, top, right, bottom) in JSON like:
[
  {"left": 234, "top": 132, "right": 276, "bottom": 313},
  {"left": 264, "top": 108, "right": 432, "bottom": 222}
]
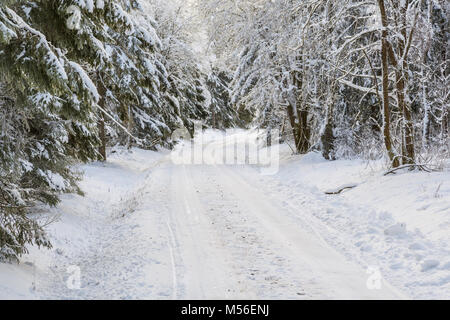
[
  {"left": 206, "top": 68, "right": 235, "bottom": 129},
  {"left": 1, "top": 0, "right": 219, "bottom": 261},
  {"left": 0, "top": 1, "right": 100, "bottom": 261}
]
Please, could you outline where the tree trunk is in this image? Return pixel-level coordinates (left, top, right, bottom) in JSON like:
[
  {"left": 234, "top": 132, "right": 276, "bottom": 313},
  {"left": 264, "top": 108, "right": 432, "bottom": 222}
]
[
  {"left": 378, "top": 0, "right": 399, "bottom": 168},
  {"left": 296, "top": 108, "right": 310, "bottom": 153},
  {"left": 97, "top": 72, "right": 107, "bottom": 161},
  {"left": 321, "top": 117, "right": 335, "bottom": 160},
  {"left": 98, "top": 113, "right": 106, "bottom": 161},
  {"left": 294, "top": 69, "right": 310, "bottom": 154},
  {"left": 126, "top": 105, "right": 133, "bottom": 150},
  {"left": 422, "top": 65, "right": 430, "bottom": 148},
  {"left": 321, "top": 86, "right": 336, "bottom": 160},
  {"left": 212, "top": 107, "right": 217, "bottom": 129},
  {"left": 286, "top": 103, "right": 301, "bottom": 152},
  {"left": 397, "top": 0, "right": 415, "bottom": 165},
  {"left": 422, "top": 2, "right": 432, "bottom": 149},
  {"left": 442, "top": 107, "right": 449, "bottom": 142},
  {"left": 396, "top": 69, "right": 415, "bottom": 164}
]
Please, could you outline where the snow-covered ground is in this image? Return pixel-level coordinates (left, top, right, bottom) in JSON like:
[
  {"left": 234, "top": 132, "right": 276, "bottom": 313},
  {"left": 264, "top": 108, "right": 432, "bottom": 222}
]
[
  {"left": 0, "top": 130, "right": 448, "bottom": 299},
  {"left": 260, "top": 145, "right": 450, "bottom": 299}
]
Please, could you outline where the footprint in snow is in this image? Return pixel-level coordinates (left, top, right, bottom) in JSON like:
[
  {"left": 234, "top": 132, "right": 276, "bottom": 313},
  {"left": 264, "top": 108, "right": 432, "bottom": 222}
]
[
  {"left": 408, "top": 242, "right": 427, "bottom": 251},
  {"left": 421, "top": 260, "right": 439, "bottom": 272},
  {"left": 384, "top": 223, "right": 407, "bottom": 237}
]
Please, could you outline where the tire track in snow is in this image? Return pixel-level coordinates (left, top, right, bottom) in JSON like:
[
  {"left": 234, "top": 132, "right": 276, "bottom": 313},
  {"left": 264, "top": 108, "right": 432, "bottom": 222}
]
[
  {"left": 213, "top": 164, "right": 404, "bottom": 299},
  {"left": 166, "top": 220, "right": 178, "bottom": 299},
  {"left": 168, "top": 164, "right": 250, "bottom": 299}
]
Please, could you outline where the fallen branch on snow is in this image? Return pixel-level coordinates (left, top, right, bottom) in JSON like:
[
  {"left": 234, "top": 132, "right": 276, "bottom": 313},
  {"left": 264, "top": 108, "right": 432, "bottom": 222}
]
[
  {"left": 324, "top": 184, "right": 358, "bottom": 195},
  {"left": 384, "top": 164, "right": 433, "bottom": 176}
]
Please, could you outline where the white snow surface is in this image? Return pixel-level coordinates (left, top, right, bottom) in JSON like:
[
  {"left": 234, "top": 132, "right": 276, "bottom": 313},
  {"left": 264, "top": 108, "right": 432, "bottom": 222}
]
[{"left": 0, "top": 130, "right": 449, "bottom": 299}]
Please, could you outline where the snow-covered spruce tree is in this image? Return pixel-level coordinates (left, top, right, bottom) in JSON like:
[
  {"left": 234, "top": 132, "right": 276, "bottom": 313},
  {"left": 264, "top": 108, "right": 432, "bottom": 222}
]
[
  {"left": 206, "top": 68, "right": 235, "bottom": 129},
  {"left": 147, "top": 0, "right": 210, "bottom": 136},
  {"left": 0, "top": 2, "right": 100, "bottom": 261},
  {"left": 140, "top": 0, "right": 241, "bottom": 137},
  {"left": 100, "top": 4, "right": 174, "bottom": 149},
  {"left": 1, "top": 0, "right": 213, "bottom": 261},
  {"left": 19, "top": 0, "right": 175, "bottom": 153}
]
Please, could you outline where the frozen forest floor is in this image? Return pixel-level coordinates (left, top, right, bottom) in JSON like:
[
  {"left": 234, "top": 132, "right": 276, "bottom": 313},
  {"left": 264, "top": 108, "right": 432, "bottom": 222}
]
[{"left": 0, "top": 130, "right": 449, "bottom": 299}]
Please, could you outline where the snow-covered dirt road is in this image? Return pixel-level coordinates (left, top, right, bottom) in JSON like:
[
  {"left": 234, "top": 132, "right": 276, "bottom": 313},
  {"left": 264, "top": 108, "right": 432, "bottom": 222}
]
[
  {"left": 166, "top": 163, "right": 404, "bottom": 299},
  {"left": 1, "top": 130, "right": 449, "bottom": 299}
]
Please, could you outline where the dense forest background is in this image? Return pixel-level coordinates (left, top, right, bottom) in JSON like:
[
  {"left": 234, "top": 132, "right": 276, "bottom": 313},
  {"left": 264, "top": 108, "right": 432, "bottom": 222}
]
[{"left": 0, "top": 0, "right": 448, "bottom": 261}]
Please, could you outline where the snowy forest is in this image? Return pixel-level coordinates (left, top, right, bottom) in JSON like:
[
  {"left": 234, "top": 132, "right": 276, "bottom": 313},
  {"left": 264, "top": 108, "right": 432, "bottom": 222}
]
[{"left": 0, "top": 0, "right": 449, "bottom": 300}]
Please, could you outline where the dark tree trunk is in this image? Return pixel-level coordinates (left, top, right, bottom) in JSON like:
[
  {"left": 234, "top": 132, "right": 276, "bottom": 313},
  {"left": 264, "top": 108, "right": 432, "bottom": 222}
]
[
  {"left": 286, "top": 69, "right": 310, "bottom": 154},
  {"left": 98, "top": 114, "right": 106, "bottom": 161},
  {"left": 321, "top": 120, "right": 335, "bottom": 160},
  {"left": 442, "top": 108, "right": 449, "bottom": 141},
  {"left": 397, "top": 0, "right": 415, "bottom": 165},
  {"left": 378, "top": 0, "right": 399, "bottom": 168},
  {"left": 126, "top": 105, "right": 133, "bottom": 150},
  {"left": 296, "top": 108, "right": 310, "bottom": 154},
  {"left": 321, "top": 92, "right": 336, "bottom": 160},
  {"left": 97, "top": 72, "right": 107, "bottom": 161},
  {"left": 286, "top": 103, "right": 301, "bottom": 152}
]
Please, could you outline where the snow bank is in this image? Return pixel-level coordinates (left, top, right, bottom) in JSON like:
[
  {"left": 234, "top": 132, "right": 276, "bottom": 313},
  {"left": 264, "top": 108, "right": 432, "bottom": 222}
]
[
  {"left": 259, "top": 147, "right": 450, "bottom": 299},
  {"left": 0, "top": 147, "right": 164, "bottom": 299}
]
